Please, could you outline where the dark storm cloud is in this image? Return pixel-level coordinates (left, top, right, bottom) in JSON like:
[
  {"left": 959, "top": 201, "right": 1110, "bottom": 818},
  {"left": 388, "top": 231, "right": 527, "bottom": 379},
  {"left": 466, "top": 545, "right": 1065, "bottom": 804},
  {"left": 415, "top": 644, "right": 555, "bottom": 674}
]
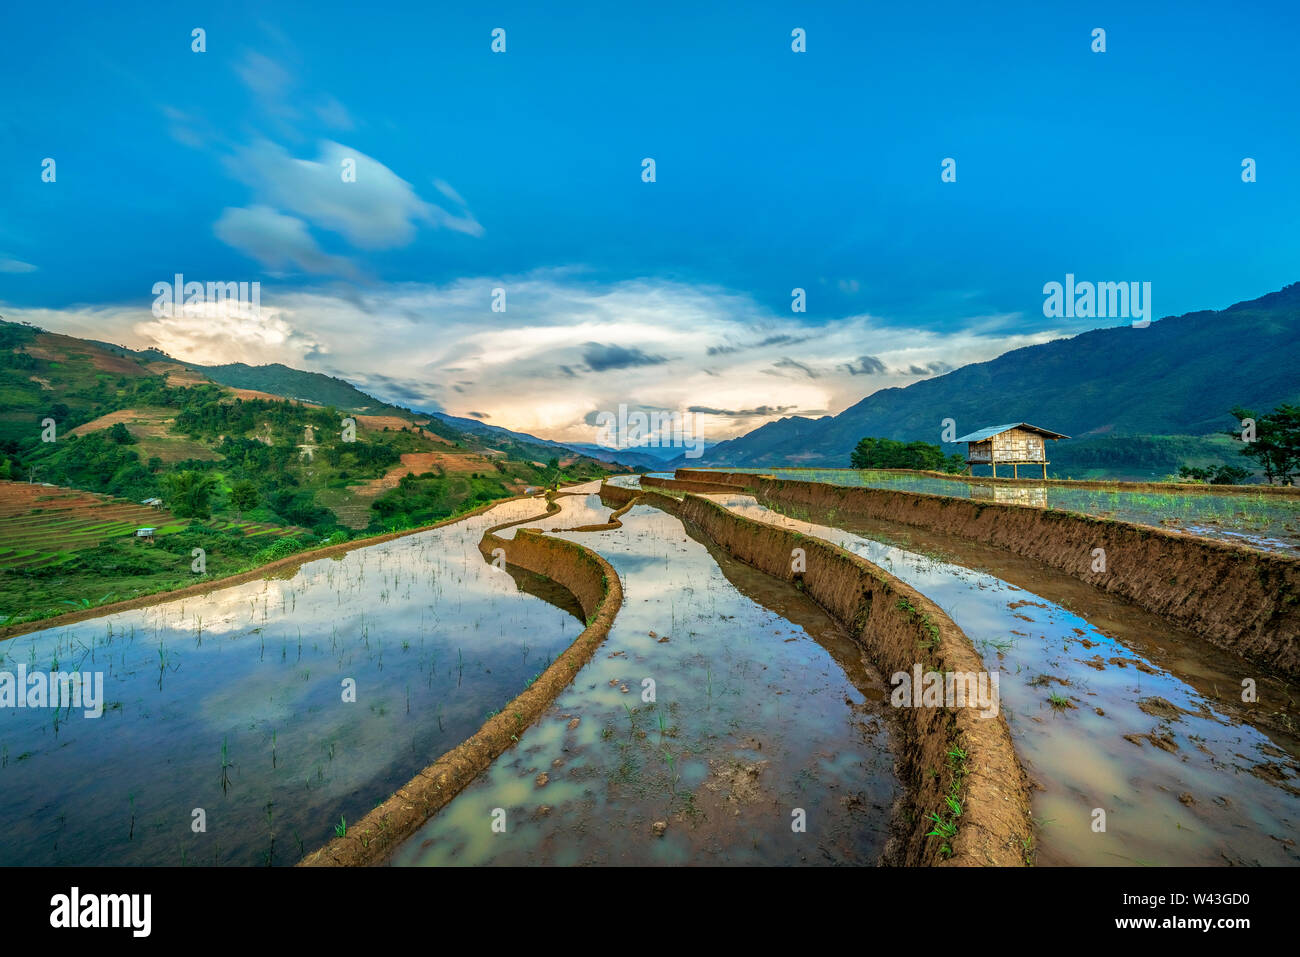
[
  {"left": 347, "top": 371, "right": 435, "bottom": 408},
  {"left": 707, "top": 333, "right": 809, "bottom": 357},
  {"left": 907, "top": 361, "right": 953, "bottom": 376},
  {"left": 841, "top": 354, "right": 887, "bottom": 376},
  {"left": 771, "top": 357, "right": 818, "bottom": 378},
  {"left": 688, "top": 404, "right": 797, "bottom": 418},
  {"left": 582, "top": 342, "right": 670, "bottom": 372}
]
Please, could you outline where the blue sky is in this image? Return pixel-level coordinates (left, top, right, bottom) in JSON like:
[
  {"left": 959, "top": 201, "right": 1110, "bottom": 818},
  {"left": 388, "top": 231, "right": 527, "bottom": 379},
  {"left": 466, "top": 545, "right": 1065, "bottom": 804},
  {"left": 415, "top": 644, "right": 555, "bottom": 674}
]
[{"left": 1, "top": 0, "right": 1297, "bottom": 441}]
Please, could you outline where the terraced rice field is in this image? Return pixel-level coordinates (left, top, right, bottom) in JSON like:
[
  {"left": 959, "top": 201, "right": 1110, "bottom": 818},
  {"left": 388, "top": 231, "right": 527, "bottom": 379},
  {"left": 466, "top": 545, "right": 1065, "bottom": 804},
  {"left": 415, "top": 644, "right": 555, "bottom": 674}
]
[
  {"left": 0, "top": 496, "right": 583, "bottom": 865},
  {"left": 0, "top": 481, "right": 282, "bottom": 570},
  {"left": 4, "top": 470, "right": 1295, "bottom": 868},
  {"left": 712, "top": 468, "right": 1300, "bottom": 554},
  {"left": 706, "top": 490, "right": 1300, "bottom": 865}
]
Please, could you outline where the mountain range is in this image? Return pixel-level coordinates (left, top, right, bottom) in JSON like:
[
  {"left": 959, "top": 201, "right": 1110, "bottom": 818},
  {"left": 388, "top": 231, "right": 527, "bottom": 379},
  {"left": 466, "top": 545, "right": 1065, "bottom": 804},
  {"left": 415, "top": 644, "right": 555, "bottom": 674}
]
[
  {"left": 6, "top": 279, "right": 1296, "bottom": 482},
  {"left": 682, "top": 282, "right": 1300, "bottom": 477}
]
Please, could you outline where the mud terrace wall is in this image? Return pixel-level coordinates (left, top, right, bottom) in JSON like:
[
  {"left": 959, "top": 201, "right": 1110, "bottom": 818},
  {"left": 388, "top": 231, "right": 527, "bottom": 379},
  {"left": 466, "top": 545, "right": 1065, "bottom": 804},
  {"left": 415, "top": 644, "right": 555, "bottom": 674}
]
[
  {"left": 641, "top": 474, "right": 739, "bottom": 495},
  {"left": 299, "top": 505, "right": 622, "bottom": 867},
  {"left": 679, "top": 469, "right": 1300, "bottom": 681},
  {"left": 803, "top": 467, "right": 1300, "bottom": 497},
  {"left": 604, "top": 483, "right": 1032, "bottom": 866}
]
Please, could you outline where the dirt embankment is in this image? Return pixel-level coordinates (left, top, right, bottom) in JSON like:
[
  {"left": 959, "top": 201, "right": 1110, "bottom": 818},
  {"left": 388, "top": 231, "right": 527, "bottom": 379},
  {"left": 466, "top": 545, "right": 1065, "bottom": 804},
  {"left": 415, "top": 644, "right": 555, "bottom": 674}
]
[
  {"left": 769, "top": 467, "right": 1300, "bottom": 498},
  {"left": 677, "top": 469, "right": 1300, "bottom": 680},
  {"left": 298, "top": 499, "right": 623, "bottom": 867},
  {"left": 604, "top": 483, "right": 1032, "bottom": 866},
  {"left": 641, "top": 475, "right": 739, "bottom": 495}
]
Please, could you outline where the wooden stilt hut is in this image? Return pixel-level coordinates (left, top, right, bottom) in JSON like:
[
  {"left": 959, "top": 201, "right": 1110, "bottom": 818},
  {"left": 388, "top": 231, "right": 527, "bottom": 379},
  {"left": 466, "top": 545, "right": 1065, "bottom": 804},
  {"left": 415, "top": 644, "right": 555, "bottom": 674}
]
[{"left": 953, "top": 423, "right": 1068, "bottom": 479}]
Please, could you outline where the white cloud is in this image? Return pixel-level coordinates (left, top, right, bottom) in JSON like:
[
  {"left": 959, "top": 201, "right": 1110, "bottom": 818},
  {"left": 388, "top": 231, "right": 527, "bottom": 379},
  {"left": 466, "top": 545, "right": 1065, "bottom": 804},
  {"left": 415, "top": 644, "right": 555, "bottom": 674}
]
[
  {"left": 215, "top": 205, "right": 358, "bottom": 277},
  {"left": 134, "top": 307, "right": 324, "bottom": 367},
  {"left": 223, "top": 139, "right": 482, "bottom": 250},
  {"left": 314, "top": 95, "right": 355, "bottom": 130},
  {"left": 235, "top": 51, "right": 295, "bottom": 117},
  {"left": 161, "top": 52, "right": 481, "bottom": 276},
  {"left": 0, "top": 257, "right": 38, "bottom": 273},
  {"left": 3, "top": 274, "right": 1064, "bottom": 445}
]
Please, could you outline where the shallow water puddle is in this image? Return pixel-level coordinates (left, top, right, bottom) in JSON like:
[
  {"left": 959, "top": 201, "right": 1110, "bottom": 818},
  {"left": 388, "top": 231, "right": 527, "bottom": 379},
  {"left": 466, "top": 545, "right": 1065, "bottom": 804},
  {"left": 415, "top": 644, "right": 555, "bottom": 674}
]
[
  {"left": 711, "top": 493, "right": 1300, "bottom": 866},
  {"left": 391, "top": 490, "right": 899, "bottom": 866},
  {"left": 0, "top": 497, "right": 579, "bottom": 865}
]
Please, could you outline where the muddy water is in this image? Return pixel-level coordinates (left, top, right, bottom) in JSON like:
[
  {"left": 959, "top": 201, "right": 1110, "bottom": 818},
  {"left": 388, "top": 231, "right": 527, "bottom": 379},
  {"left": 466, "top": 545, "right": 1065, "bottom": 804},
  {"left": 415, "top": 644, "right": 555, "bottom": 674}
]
[
  {"left": 772, "top": 503, "right": 1300, "bottom": 744},
  {"left": 391, "top": 487, "right": 900, "bottom": 865},
  {"left": 708, "top": 492, "right": 1300, "bottom": 866},
  {"left": 718, "top": 468, "right": 1300, "bottom": 554},
  {"left": 0, "top": 497, "right": 581, "bottom": 866}
]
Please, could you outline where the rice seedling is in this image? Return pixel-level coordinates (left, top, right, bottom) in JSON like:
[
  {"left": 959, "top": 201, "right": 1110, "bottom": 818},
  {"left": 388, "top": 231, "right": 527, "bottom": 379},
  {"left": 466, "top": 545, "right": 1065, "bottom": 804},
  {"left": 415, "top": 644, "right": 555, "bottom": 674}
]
[
  {"left": 623, "top": 702, "right": 637, "bottom": 734},
  {"left": 220, "top": 737, "right": 234, "bottom": 794}
]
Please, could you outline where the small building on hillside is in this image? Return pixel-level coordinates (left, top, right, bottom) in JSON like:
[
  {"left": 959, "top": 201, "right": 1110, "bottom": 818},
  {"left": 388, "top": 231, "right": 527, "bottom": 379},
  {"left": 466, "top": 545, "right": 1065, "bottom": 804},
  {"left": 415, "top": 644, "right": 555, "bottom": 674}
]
[
  {"left": 953, "top": 423, "right": 1069, "bottom": 479},
  {"left": 135, "top": 527, "right": 156, "bottom": 543}
]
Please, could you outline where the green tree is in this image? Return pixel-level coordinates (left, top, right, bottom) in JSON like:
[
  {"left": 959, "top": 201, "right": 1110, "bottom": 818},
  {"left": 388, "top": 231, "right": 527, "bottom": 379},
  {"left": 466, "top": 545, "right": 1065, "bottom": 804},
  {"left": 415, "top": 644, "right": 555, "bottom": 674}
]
[
  {"left": 164, "top": 470, "right": 218, "bottom": 519},
  {"left": 850, "top": 436, "right": 966, "bottom": 473},
  {"left": 229, "top": 480, "right": 259, "bottom": 521},
  {"left": 1227, "top": 405, "right": 1300, "bottom": 485},
  {"left": 107, "top": 422, "right": 135, "bottom": 444},
  {"left": 1177, "top": 464, "right": 1252, "bottom": 485}
]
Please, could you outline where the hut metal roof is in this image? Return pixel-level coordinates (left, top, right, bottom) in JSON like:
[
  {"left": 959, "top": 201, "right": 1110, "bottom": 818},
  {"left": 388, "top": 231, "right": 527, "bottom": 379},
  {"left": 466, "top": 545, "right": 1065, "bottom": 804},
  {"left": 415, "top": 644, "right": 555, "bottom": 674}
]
[{"left": 952, "top": 422, "right": 1070, "bottom": 443}]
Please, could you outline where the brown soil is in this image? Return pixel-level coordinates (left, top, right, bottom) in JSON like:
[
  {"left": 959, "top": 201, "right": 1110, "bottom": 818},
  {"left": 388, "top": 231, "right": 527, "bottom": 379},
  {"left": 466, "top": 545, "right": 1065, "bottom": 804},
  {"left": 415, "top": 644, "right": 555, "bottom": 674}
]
[
  {"left": 352, "top": 415, "right": 451, "bottom": 444},
  {"left": 777, "top": 467, "right": 1300, "bottom": 498},
  {"left": 226, "top": 388, "right": 322, "bottom": 406},
  {"left": 643, "top": 481, "right": 1300, "bottom": 746},
  {"left": 20, "top": 333, "right": 149, "bottom": 376},
  {"left": 602, "top": 482, "right": 1032, "bottom": 866},
  {"left": 144, "top": 361, "right": 211, "bottom": 387},
  {"left": 68, "top": 408, "right": 221, "bottom": 463},
  {"left": 642, "top": 475, "right": 741, "bottom": 495},
  {"left": 1137, "top": 697, "right": 1186, "bottom": 720},
  {"left": 703, "top": 757, "right": 769, "bottom": 807},
  {"left": 69, "top": 409, "right": 151, "bottom": 436},
  {"left": 678, "top": 470, "right": 1300, "bottom": 681},
  {"left": 68, "top": 408, "right": 181, "bottom": 441},
  {"left": 353, "top": 414, "right": 418, "bottom": 431},
  {"left": 357, "top": 452, "right": 501, "bottom": 498}
]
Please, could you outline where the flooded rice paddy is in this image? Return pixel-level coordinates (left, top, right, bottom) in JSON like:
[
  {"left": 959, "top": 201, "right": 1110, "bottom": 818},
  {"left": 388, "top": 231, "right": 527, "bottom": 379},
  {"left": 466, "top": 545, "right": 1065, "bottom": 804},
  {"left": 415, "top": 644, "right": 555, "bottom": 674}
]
[
  {"left": 716, "top": 468, "right": 1300, "bottom": 554},
  {"left": 709, "top": 491, "right": 1300, "bottom": 865},
  {"left": 391, "top": 484, "right": 901, "bottom": 865},
  {"left": 5, "top": 465, "right": 1296, "bottom": 867},
  {"left": 0, "top": 498, "right": 581, "bottom": 865}
]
